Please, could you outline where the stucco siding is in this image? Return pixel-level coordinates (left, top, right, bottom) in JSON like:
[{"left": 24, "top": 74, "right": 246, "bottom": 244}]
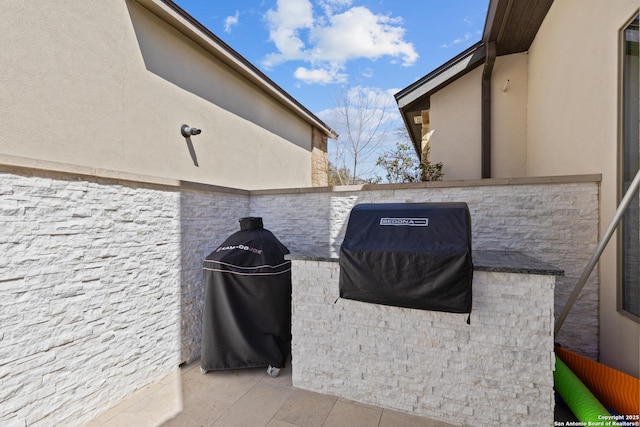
[
  {"left": 527, "top": 0, "right": 639, "bottom": 376},
  {"left": 429, "top": 54, "right": 527, "bottom": 181},
  {"left": 430, "top": 67, "right": 482, "bottom": 180},
  {"left": 0, "top": 1, "right": 315, "bottom": 190},
  {"left": 492, "top": 53, "right": 528, "bottom": 178}
]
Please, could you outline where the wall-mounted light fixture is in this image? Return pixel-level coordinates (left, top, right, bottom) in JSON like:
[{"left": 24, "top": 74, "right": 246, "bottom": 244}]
[{"left": 181, "top": 124, "right": 202, "bottom": 137}]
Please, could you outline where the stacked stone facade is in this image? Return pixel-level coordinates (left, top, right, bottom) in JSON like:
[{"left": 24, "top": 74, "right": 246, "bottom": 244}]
[
  {"left": 251, "top": 180, "right": 600, "bottom": 360},
  {"left": 0, "top": 169, "right": 250, "bottom": 426},
  {"left": 0, "top": 168, "right": 600, "bottom": 426},
  {"left": 291, "top": 260, "right": 556, "bottom": 426},
  {"left": 311, "top": 128, "right": 329, "bottom": 187}
]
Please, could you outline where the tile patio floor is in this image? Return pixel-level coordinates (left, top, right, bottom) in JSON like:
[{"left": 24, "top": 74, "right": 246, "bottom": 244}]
[{"left": 84, "top": 359, "right": 457, "bottom": 427}]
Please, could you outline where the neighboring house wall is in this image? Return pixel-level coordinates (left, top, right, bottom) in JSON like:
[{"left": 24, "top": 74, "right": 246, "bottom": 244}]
[
  {"left": 429, "top": 53, "right": 528, "bottom": 181},
  {"left": 491, "top": 53, "right": 528, "bottom": 178},
  {"left": 430, "top": 68, "right": 482, "bottom": 180},
  {"left": 0, "top": 1, "right": 326, "bottom": 190},
  {"left": 527, "top": 0, "right": 640, "bottom": 376}
]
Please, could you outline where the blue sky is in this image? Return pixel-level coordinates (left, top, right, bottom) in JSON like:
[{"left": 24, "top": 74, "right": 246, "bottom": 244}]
[{"left": 174, "top": 0, "right": 489, "bottom": 179}]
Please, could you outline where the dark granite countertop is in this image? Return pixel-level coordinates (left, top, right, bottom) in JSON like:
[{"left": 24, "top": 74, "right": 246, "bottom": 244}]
[
  {"left": 472, "top": 250, "right": 563, "bottom": 276},
  {"left": 285, "top": 250, "right": 563, "bottom": 276}
]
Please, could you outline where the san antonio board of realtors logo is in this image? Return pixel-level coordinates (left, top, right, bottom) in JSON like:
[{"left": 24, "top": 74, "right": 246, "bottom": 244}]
[{"left": 379, "top": 217, "right": 429, "bottom": 226}]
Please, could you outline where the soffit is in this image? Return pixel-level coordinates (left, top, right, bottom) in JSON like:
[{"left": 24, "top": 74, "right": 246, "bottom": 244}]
[{"left": 484, "top": 0, "right": 554, "bottom": 56}]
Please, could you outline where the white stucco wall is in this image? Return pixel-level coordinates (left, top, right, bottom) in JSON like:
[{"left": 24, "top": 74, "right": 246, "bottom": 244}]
[
  {"left": 429, "top": 68, "right": 482, "bottom": 180},
  {"left": 491, "top": 53, "right": 528, "bottom": 178},
  {"left": 428, "top": 53, "right": 528, "bottom": 181},
  {"left": 527, "top": 0, "right": 640, "bottom": 376},
  {"left": 0, "top": 1, "right": 316, "bottom": 190}
]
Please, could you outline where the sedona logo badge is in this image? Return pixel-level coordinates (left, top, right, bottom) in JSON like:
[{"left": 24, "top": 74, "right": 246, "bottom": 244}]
[{"left": 379, "top": 217, "right": 429, "bottom": 226}]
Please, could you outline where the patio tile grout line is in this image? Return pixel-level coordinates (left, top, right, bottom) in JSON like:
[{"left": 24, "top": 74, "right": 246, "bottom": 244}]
[{"left": 319, "top": 396, "right": 338, "bottom": 427}]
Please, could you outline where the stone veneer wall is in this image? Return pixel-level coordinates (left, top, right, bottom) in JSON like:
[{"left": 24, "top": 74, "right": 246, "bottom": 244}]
[
  {"left": 291, "top": 260, "right": 556, "bottom": 426},
  {"left": 0, "top": 167, "right": 599, "bottom": 426},
  {"left": 310, "top": 128, "right": 328, "bottom": 187},
  {"left": 177, "top": 187, "right": 250, "bottom": 362},
  {"left": 0, "top": 168, "right": 249, "bottom": 427},
  {"left": 250, "top": 179, "right": 600, "bottom": 359}
]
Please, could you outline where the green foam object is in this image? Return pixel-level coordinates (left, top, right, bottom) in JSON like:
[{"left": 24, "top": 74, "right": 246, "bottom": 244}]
[{"left": 555, "top": 356, "right": 610, "bottom": 422}]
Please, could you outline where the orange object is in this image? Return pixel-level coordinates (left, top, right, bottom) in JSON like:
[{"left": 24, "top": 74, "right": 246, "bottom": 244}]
[{"left": 555, "top": 346, "right": 640, "bottom": 417}]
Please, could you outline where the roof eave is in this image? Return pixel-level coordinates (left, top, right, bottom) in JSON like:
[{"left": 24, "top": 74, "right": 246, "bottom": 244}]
[
  {"left": 395, "top": 42, "right": 485, "bottom": 109},
  {"left": 394, "top": 0, "right": 554, "bottom": 150},
  {"left": 395, "top": 42, "right": 485, "bottom": 153}
]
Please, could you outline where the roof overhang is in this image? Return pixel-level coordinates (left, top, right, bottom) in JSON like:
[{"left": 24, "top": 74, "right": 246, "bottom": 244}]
[
  {"left": 483, "top": 0, "right": 554, "bottom": 56},
  {"left": 395, "top": 0, "right": 554, "bottom": 154},
  {"left": 133, "top": 0, "right": 338, "bottom": 140},
  {"left": 395, "top": 42, "right": 485, "bottom": 151}
]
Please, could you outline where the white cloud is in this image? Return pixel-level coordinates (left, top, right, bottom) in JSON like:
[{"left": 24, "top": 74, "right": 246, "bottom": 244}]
[
  {"left": 317, "top": 0, "right": 352, "bottom": 16},
  {"left": 263, "top": 0, "right": 314, "bottom": 66},
  {"left": 262, "top": 1, "right": 418, "bottom": 83},
  {"left": 224, "top": 11, "right": 240, "bottom": 33},
  {"left": 294, "top": 66, "right": 347, "bottom": 85},
  {"left": 309, "top": 7, "right": 418, "bottom": 66},
  {"left": 322, "top": 0, "right": 353, "bottom": 8}
]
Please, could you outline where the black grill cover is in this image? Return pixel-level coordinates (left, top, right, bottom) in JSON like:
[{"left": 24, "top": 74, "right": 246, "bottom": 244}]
[
  {"left": 339, "top": 203, "right": 473, "bottom": 313},
  {"left": 201, "top": 217, "right": 291, "bottom": 371}
]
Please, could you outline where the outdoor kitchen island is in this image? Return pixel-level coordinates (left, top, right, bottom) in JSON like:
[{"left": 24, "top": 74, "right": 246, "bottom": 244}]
[{"left": 286, "top": 250, "right": 563, "bottom": 427}]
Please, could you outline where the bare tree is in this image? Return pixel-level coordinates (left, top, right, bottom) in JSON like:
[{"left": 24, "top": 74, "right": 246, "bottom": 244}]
[
  {"left": 328, "top": 83, "right": 394, "bottom": 184},
  {"left": 327, "top": 162, "right": 351, "bottom": 186}
]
